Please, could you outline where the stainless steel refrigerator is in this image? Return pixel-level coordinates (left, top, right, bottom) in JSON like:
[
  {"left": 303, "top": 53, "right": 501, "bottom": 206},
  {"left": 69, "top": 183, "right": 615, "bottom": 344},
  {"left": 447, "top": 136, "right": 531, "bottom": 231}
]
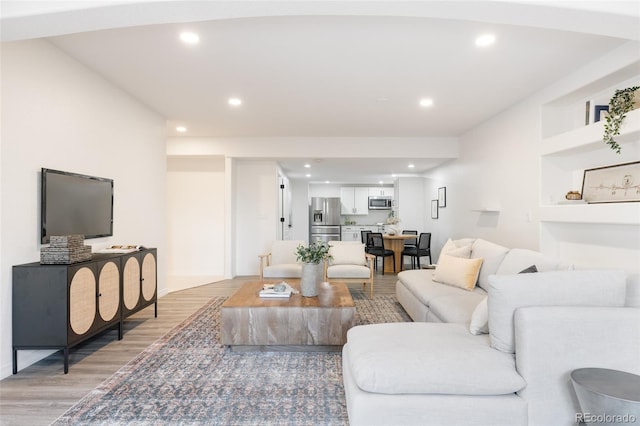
[{"left": 309, "top": 197, "right": 341, "bottom": 243}]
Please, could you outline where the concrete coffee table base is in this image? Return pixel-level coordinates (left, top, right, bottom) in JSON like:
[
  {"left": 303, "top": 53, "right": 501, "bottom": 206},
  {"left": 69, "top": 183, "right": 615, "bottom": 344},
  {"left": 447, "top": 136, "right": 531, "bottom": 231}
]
[{"left": 221, "top": 280, "right": 355, "bottom": 351}]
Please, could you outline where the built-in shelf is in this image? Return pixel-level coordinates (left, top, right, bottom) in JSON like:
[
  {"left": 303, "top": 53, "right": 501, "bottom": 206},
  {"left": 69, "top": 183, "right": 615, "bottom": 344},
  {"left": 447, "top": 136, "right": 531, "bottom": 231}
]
[
  {"left": 541, "top": 108, "right": 640, "bottom": 157},
  {"left": 540, "top": 203, "right": 640, "bottom": 225},
  {"left": 471, "top": 208, "right": 501, "bottom": 212}
]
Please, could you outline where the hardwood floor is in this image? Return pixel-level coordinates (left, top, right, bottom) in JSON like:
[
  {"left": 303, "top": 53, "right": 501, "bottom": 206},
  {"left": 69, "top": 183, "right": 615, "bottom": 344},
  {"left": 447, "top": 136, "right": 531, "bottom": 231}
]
[{"left": 0, "top": 272, "right": 399, "bottom": 426}]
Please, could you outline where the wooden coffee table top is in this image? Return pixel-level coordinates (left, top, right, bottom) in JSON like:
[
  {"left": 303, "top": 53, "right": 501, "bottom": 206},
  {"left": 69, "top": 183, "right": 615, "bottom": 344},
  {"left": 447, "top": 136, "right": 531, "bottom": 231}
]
[{"left": 222, "top": 280, "right": 354, "bottom": 309}]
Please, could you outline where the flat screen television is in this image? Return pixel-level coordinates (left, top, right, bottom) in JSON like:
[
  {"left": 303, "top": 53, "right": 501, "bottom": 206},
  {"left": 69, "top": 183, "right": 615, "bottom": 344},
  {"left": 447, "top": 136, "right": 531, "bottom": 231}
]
[{"left": 41, "top": 168, "right": 114, "bottom": 244}]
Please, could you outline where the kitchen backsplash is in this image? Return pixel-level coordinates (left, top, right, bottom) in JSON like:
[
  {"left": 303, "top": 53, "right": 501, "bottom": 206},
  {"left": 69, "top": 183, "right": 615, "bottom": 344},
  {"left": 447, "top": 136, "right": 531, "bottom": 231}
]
[{"left": 341, "top": 209, "right": 390, "bottom": 225}]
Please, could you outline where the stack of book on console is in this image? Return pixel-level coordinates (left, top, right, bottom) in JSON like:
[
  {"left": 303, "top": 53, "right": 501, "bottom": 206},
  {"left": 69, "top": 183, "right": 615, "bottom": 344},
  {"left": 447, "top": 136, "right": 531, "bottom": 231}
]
[
  {"left": 40, "top": 235, "right": 92, "bottom": 264},
  {"left": 259, "top": 282, "right": 295, "bottom": 298}
]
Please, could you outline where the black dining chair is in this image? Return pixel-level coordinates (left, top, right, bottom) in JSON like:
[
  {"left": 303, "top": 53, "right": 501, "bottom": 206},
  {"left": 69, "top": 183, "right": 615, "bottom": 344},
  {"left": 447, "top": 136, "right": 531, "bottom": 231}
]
[
  {"left": 402, "top": 230, "right": 418, "bottom": 248},
  {"left": 401, "top": 232, "right": 432, "bottom": 270},
  {"left": 367, "top": 232, "right": 395, "bottom": 274},
  {"left": 361, "top": 230, "right": 373, "bottom": 253}
]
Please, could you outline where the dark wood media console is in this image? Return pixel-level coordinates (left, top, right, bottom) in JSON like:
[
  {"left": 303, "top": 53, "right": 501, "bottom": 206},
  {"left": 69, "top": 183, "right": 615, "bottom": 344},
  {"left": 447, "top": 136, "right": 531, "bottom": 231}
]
[{"left": 12, "top": 248, "right": 157, "bottom": 374}]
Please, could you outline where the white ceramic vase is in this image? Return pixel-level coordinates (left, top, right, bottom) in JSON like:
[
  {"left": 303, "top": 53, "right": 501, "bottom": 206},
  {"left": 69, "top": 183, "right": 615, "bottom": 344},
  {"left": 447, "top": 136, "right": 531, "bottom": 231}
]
[
  {"left": 300, "top": 262, "right": 323, "bottom": 297},
  {"left": 385, "top": 224, "right": 400, "bottom": 235}
]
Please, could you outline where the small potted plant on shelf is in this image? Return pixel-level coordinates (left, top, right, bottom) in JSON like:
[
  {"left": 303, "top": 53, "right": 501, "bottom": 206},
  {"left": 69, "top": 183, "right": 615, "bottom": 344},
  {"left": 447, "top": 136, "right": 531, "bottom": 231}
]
[
  {"left": 295, "top": 241, "right": 332, "bottom": 297},
  {"left": 603, "top": 85, "right": 640, "bottom": 154}
]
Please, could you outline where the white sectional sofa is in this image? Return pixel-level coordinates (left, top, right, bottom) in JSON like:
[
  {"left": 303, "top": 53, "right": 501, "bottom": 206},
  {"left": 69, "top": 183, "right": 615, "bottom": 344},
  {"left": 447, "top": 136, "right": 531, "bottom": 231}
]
[{"left": 342, "top": 238, "right": 640, "bottom": 426}]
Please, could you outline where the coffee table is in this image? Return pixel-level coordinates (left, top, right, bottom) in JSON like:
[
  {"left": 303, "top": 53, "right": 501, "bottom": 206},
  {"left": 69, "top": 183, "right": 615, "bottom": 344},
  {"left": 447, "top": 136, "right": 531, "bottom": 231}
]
[{"left": 221, "top": 280, "right": 355, "bottom": 351}]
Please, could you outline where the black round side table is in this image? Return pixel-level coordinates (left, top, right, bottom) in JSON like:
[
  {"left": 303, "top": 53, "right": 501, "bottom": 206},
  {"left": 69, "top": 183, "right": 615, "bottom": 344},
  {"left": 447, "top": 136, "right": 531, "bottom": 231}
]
[{"left": 571, "top": 368, "right": 640, "bottom": 426}]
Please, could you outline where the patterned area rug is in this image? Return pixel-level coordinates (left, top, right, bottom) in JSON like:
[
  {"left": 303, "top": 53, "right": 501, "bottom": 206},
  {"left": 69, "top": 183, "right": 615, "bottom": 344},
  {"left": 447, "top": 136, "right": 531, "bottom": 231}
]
[{"left": 53, "top": 293, "right": 411, "bottom": 425}]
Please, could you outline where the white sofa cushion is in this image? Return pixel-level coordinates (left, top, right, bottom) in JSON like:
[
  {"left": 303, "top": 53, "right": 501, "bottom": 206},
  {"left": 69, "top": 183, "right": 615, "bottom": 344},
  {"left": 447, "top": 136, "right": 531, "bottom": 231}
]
[
  {"left": 397, "top": 270, "right": 487, "bottom": 307},
  {"left": 428, "top": 292, "right": 487, "bottom": 324},
  {"left": 433, "top": 254, "right": 483, "bottom": 291},
  {"left": 270, "top": 240, "right": 304, "bottom": 265},
  {"left": 487, "top": 269, "right": 627, "bottom": 353},
  {"left": 262, "top": 264, "right": 302, "bottom": 278},
  {"left": 327, "top": 264, "right": 370, "bottom": 279},
  {"left": 346, "top": 323, "right": 526, "bottom": 395},
  {"left": 471, "top": 239, "right": 510, "bottom": 291},
  {"left": 495, "top": 248, "right": 569, "bottom": 275},
  {"left": 469, "top": 297, "right": 489, "bottom": 335},
  {"left": 329, "top": 242, "right": 366, "bottom": 266}
]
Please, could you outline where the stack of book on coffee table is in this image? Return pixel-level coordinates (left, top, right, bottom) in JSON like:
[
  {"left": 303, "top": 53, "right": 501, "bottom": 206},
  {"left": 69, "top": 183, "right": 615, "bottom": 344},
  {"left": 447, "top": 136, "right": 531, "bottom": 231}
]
[{"left": 259, "top": 282, "right": 294, "bottom": 298}]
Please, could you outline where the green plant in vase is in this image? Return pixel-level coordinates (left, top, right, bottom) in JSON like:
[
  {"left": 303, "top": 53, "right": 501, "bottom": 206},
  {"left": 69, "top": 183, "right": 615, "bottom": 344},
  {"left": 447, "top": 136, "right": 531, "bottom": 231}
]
[
  {"left": 295, "top": 241, "right": 332, "bottom": 264},
  {"left": 296, "top": 241, "right": 332, "bottom": 297},
  {"left": 603, "top": 86, "right": 640, "bottom": 154}
]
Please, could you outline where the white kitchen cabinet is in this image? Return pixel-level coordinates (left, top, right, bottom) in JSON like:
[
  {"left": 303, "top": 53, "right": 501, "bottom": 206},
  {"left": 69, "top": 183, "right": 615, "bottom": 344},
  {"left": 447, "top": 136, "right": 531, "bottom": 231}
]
[
  {"left": 341, "top": 225, "right": 378, "bottom": 242},
  {"left": 368, "top": 187, "right": 394, "bottom": 197},
  {"left": 340, "top": 187, "right": 369, "bottom": 215}
]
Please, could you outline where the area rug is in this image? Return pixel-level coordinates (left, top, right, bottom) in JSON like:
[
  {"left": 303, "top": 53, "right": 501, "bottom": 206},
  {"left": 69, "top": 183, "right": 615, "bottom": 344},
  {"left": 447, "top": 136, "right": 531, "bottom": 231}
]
[{"left": 53, "top": 293, "right": 411, "bottom": 425}]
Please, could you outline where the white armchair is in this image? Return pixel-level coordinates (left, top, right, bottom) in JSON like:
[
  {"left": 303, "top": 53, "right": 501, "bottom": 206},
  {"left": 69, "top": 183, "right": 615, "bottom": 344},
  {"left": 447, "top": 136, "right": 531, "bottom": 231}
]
[
  {"left": 259, "top": 240, "right": 304, "bottom": 280},
  {"left": 324, "top": 241, "right": 375, "bottom": 298}
]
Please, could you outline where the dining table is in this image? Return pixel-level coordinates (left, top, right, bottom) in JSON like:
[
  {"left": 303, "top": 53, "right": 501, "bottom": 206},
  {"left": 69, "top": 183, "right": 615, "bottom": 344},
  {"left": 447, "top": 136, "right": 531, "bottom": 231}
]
[{"left": 381, "top": 234, "right": 416, "bottom": 273}]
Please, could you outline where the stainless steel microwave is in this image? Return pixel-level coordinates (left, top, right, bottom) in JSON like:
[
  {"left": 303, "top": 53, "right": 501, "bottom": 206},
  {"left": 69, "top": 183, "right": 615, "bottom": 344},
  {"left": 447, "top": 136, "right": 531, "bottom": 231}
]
[{"left": 368, "top": 196, "right": 392, "bottom": 210}]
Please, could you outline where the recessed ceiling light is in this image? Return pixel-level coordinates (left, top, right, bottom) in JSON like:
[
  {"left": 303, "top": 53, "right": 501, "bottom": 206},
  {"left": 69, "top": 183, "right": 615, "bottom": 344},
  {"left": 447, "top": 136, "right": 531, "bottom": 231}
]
[
  {"left": 378, "top": 181, "right": 383, "bottom": 184},
  {"left": 325, "top": 180, "right": 330, "bottom": 184},
  {"left": 228, "top": 97, "right": 242, "bottom": 107},
  {"left": 475, "top": 34, "right": 496, "bottom": 47},
  {"left": 176, "top": 126, "right": 187, "bottom": 133},
  {"left": 304, "top": 164, "right": 311, "bottom": 168},
  {"left": 408, "top": 164, "right": 415, "bottom": 169},
  {"left": 179, "top": 32, "right": 200, "bottom": 45},
  {"left": 419, "top": 98, "right": 434, "bottom": 108},
  {"left": 306, "top": 174, "right": 311, "bottom": 178}
]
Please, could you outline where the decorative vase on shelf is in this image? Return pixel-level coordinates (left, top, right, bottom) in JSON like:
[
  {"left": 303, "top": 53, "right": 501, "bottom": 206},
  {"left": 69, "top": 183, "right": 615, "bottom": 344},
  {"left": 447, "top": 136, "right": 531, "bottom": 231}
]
[{"left": 300, "top": 262, "right": 323, "bottom": 297}]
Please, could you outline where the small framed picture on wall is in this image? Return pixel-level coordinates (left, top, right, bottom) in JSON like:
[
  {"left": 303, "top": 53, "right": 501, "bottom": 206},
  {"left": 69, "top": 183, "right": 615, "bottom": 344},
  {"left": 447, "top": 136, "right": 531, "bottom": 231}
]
[
  {"left": 431, "top": 200, "right": 439, "bottom": 219},
  {"left": 438, "top": 187, "right": 447, "bottom": 208}
]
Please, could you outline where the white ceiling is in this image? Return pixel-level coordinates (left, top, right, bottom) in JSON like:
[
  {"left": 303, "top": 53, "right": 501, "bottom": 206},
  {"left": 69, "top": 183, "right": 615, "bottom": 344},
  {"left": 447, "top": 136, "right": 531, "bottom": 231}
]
[{"left": 2, "top": 1, "right": 639, "bottom": 183}]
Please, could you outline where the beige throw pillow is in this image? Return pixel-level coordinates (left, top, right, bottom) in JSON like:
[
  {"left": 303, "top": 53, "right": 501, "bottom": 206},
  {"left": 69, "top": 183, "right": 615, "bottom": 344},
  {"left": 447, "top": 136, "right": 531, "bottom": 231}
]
[{"left": 433, "top": 254, "right": 484, "bottom": 291}]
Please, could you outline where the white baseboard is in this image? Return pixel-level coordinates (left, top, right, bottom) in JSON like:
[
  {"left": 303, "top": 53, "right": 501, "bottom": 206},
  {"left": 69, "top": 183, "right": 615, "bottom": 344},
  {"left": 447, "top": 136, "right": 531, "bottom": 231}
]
[{"left": 167, "top": 275, "right": 225, "bottom": 293}]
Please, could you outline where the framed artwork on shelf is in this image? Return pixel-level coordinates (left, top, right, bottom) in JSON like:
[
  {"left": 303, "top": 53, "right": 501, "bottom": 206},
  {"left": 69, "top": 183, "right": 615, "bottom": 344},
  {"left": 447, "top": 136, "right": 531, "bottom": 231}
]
[
  {"left": 594, "top": 105, "right": 609, "bottom": 122},
  {"left": 581, "top": 161, "right": 640, "bottom": 203},
  {"left": 431, "top": 200, "right": 439, "bottom": 219},
  {"left": 438, "top": 187, "right": 447, "bottom": 208}
]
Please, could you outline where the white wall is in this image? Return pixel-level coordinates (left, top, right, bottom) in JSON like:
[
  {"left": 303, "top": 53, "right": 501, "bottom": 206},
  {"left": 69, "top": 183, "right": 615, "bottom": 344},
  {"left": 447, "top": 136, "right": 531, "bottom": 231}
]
[
  {"left": 233, "top": 160, "right": 280, "bottom": 275},
  {"left": 166, "top": 156, "right": 225, "bottom": 291},
  {"left": 396, "top": 177, "right": 426, "bottom": 233},
  {"left": 1, "top": 39, "right": 166, "bottom": 378},
  {"left": 426, "top": 100, "right": 542, "bottom": 260},
  {"left": 425, "top": 42, "right": 640, "bottom": 278},
  {"left": 289, "top": 178, "right": 310, "bottom": 243}
]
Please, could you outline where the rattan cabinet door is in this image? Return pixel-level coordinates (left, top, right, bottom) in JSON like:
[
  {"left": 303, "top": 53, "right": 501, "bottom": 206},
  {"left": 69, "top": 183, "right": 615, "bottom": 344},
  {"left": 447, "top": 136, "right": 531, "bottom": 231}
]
[
  {"left": 122, "top": 256, "right": 141, "bottom": 311},
  {"left": 141, "top": 252, "right": 156, "bottom": 302},
  {"left": 97, "top": 260, "right": 120, "bottom": 322},
  {"left": 69, "top": 266, "right": 96, "bottom": 336}
]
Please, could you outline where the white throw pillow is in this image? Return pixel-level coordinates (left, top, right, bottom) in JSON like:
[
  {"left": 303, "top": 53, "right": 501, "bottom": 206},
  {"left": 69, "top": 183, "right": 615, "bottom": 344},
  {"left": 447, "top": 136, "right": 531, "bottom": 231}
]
[
  {"left": 329, "top": 243, "right": 366, "bottom": 266},
  {"left": 471, "top": 239, "right": 510, "bottom": 291},
  {"left": 439, "top": 238, "right": 472, "bottom": 262},
  {"left": 469, "top": 297, "right": 489, "bottom": 335},
  {"left": 432, "top": 254, "right": 484, "bottom": 291}
]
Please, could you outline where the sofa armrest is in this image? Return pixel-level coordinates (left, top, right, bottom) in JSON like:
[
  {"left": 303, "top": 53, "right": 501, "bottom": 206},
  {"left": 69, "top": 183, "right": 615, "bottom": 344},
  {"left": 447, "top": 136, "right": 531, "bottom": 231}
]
[
  {"left": 365, "top": 253, "right": 375, "bottom": 270},
  {"left": 514, "top": 306, "right": 640, "bottom": 426},
  {"left": 258, "top": 253, "right": 271, "bottom": 280}
]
